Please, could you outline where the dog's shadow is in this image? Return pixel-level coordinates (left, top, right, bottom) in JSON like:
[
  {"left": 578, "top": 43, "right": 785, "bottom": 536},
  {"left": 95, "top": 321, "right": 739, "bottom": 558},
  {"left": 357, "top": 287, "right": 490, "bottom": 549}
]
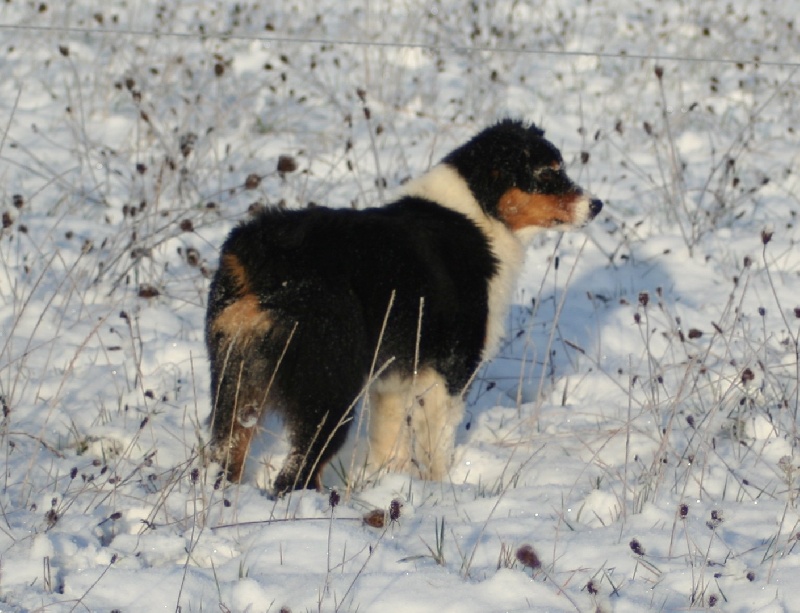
[{"left": 463, "top": 245, "right": 677, "bottom": 429}]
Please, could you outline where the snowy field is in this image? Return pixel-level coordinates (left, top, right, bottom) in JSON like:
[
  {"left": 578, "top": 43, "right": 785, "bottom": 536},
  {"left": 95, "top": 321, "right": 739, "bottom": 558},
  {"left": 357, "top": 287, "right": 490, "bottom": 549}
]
[{"left": 1, "top": 1, "right": 799, "bottom": 611}]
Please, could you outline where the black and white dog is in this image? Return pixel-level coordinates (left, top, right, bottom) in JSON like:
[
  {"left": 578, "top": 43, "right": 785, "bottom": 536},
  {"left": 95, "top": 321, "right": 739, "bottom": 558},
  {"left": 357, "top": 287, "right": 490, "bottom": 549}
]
[{"left": 206, "top": 119, "right": 602, "bottom": 495}]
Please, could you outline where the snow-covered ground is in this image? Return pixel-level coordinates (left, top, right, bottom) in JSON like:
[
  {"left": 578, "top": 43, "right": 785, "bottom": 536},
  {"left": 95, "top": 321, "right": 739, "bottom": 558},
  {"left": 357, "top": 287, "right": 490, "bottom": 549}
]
[{"left": 1, "top": 1, "right": 799, "bottom": 611}]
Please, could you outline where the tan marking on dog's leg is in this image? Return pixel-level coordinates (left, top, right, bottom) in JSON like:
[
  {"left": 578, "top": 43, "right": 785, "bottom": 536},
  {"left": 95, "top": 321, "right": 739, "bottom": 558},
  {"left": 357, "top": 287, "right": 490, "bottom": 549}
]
[
  {"left": 221, "top": 418, "right": 258, "bottom": 482},
  {"left": 368, "top": 370, "right": 463, "bottom": 481},
  {"left": 409, "top": 370, "right": 464, "bottom": 481},
  {"left": 367, "top": 374, "right": 413, "bottom": 474}
]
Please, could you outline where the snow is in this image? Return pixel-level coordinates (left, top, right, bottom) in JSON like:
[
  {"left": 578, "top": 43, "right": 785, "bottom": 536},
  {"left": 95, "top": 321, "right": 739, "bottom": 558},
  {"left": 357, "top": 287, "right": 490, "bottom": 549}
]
[{"left": 1, "top": 0, "right": 799, "bottom": 611}]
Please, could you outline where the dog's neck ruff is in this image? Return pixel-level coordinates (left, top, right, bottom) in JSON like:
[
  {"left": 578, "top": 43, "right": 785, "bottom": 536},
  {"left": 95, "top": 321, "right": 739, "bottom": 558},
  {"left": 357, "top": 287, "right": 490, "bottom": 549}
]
[{"left": 403, "top": 163, "right": 528, "bottom": 360}]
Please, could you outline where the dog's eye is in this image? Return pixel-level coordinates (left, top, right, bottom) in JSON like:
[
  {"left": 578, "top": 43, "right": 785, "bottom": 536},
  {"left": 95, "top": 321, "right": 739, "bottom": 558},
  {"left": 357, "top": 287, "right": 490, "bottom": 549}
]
[{"left": 534, "top": 167, "right": 559, "bottom": 180}]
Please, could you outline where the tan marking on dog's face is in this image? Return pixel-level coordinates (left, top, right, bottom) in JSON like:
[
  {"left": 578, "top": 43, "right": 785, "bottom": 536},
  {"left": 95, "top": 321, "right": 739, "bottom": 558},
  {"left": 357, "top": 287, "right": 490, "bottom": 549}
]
[
  {"left": 497, "top": 188, "right": 584, "bottom": 231},
  {"left": 211, "top": 294, "right": 273, "bottom": 338}
]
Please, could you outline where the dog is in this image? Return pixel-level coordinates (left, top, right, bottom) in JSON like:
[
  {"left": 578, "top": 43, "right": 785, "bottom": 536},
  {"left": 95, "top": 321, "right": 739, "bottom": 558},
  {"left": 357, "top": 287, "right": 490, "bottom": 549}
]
[{"left": 206, "top": 119, "right": 602, "bottom": 496}]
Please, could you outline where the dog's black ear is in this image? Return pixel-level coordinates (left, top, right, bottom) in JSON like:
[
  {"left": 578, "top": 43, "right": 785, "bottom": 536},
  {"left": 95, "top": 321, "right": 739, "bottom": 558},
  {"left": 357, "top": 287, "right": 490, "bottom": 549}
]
[
  {"left": 524, "top": 122, "right": 545, "bottom": 137},
  {"left": 497, "top": 118, "right": 542, "bottom": 134}
]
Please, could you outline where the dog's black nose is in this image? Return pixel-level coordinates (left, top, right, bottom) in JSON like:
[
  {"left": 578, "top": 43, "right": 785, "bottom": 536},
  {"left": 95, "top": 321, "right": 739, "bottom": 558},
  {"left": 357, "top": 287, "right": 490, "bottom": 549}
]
[{"left": 589, "top": 198, "right": 603, "bottom": 218}]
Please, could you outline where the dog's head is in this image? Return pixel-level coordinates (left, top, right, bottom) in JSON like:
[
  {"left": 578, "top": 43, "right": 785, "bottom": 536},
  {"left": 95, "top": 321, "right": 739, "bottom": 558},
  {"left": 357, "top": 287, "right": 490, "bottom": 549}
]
[{"left": 443, "top": 119, "right": 602, "bottom": 238}]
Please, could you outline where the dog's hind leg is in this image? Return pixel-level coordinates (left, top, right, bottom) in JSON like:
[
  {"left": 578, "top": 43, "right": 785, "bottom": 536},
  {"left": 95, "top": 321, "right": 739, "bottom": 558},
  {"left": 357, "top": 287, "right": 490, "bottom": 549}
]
[
  {"left": 410, "top": 370, "right": 464, "bottom": 481},
  {"left": 366, "top": 374, "right": 414, "bottom": 475},
  {"left": 368, "top": 369, "right": 463, "bottom": 481},
  {"left": 207, "top": 295, "right": 278, "bottom": 482},
  {"left": 272, "top": 408, "right": 352, "bottom": 495},
  {"left": 269, "top": 300, "right": 369, "bottom": 497}
]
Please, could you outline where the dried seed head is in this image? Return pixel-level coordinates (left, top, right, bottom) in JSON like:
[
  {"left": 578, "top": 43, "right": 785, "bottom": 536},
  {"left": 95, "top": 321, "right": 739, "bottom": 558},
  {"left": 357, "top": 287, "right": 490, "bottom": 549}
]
[
  {"left": 179, "top": 132, "right": 197, "bottom": 157},
  {"left": 244, "top": 174, "right": 261, "bottom": 190},
  {"left": 277, "top": 155, "right": 298, "bottom": 174},
  {"left": 515, "top": 544, "right": 541, "bottom": 569},
  {"left": 389, "top": 499, "right": 402, "bottom": 522},
  {"left": 761, "top": 228, "right": 773, "bottom": 244},
  {"left": 329, "top": 489, "right": 340, "bottom": 509},
  {"left": 362, "top": 509, "right": 386, "bottom": 528},
  {"left": 687, "top": 328, "right": 702, "bottom": 339},
  {"left": 654, "top": 65, "right": 664, "bottom": 80},
  {"left": 137, "top": 284, "right": 160, "bottom": 299},
  {"left": 741, "top": 368, "right": 755, "bottom": 384},
  {"left": 706, "top": 509, "right": 724, "bottom": 530},
  {"left": 185, "top": 247, "right": 200, "bottom": 267},
  {"left": 679, "top": 503, "right": 689, "bottom": 518},
  {"left": 638, "top": 292, "right": 649, "bottom": 307},
  {"left": 629, "top": 538, "right": 645, "bottom": 556}
]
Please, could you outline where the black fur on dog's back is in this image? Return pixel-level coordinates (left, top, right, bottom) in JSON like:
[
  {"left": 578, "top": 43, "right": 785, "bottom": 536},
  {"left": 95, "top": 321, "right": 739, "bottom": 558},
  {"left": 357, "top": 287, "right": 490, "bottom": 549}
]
[{"left": 206, "top": 200, "right": 497, "bottom": 493}]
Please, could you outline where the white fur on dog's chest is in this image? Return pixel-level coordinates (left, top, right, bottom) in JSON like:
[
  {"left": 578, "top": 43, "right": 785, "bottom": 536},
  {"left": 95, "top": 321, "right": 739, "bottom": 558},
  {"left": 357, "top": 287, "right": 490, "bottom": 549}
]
[
  {"left": 480, "top": 225, "right": 525, "bottom": 358},
  {"left": 403, "top": 164, "right": 528, "bottom": 360}
]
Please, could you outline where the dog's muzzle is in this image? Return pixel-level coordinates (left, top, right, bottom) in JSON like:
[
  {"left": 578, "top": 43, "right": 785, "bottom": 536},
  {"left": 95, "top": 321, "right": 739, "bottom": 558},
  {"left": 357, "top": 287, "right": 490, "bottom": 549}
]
[{"left": 588, "top": 198, "right": 603, "bottom": 219}]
